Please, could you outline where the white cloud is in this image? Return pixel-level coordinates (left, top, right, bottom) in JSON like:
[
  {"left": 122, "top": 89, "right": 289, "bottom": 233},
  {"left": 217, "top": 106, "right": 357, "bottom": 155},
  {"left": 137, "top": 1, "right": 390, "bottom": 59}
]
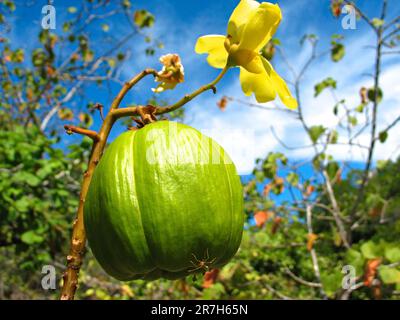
[
  {"left": 116, "top": 2, "right": 400, "bottom": 175},
  {"left": 186, "top": 32, "right": 400, "bottom": 174}
]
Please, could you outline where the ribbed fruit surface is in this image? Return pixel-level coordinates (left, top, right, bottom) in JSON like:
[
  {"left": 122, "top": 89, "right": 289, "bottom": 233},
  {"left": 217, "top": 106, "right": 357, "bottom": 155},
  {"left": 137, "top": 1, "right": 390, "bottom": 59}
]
[{"left": 84, "top": 121, "right": 243, "bottom": 280}]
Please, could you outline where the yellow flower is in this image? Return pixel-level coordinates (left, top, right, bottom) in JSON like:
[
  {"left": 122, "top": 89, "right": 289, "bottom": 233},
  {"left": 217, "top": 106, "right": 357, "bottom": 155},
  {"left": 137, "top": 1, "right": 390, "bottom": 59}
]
[
  {"left": 152, "top": 54, "right": 185, "bottom": 93},
  {"left": 195, "top": 0, "right": 297, "bottom": 109}
]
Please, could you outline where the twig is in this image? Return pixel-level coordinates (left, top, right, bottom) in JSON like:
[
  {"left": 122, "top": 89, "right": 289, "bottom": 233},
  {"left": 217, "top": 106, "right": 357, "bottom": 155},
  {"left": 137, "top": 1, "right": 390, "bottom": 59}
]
[
  {"left": 225, "top": 96, "right": 295, "bottom": 114},
  {"left": 284, "top": 267, "right": 322, "bottom": 288},
  {"left": 93, "top": 103, "right": 105, "bottom": 121},
  {"left": 382, "top": 50, "right": 400, "bottom": 55},
  {"left": 306, "top": 205, "right": 328, "bottom": 299},
  {"left": 64, "top": 125, "right": 100, "bottom": 142},
  {"left": 382, "top": 26, "right": 400, "bottom": 42},
  {"left": 322, "top": 170, "right": 350, "bottom": 248},
  {"left": 340, "top": 282, "right": 364, "bottom": 300},
  {"left": 350, "top": 4, "right": 386, "bottom": 218},
  {"left": 155, "top": 66, "right": 228, "bottom": 115},
  {"left": 110, "top": 68, "right": 158, "bottom": 110},
  {"left": 40, "top": 59, "right": 105, "bottom": 131},
  {"left": 384, "top": 16, "right": 400, "bottom": 31},
  {"left": 373, "top": 115, "right": 400, "bottom": 142}
]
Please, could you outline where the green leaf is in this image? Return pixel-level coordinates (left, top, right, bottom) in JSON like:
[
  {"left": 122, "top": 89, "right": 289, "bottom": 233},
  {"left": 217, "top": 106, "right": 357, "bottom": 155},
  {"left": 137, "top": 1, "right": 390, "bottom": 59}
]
[
  {"left": 287, "top": 172, "right": 299, "bottom": 186},
  {"left": 58, "top": 108, "right": 74, "bottom": 120},
  {"left": 367, "top": 87, "right": 383, "bottom": 103},
  {"left": 348, "top": 116, "right": 357, "bottom": 126},
  {"left": 314, "top": 77, "right": 337, "bottom": 97},
  {"left": 356, "top": 103, "right": 366, "bottom": 113},
  {"left": 79, "top": 113, "right": 93, "bottom": 127},
  {"left": 145, "top": 47, "right": 155, "bottom": 56},
  {"left": 372, "top": 18, "right": 385, "bottom": 28},
  {"left": 321, "top": 270, "right": 343, "bottom": 298},
  {"left": 308, "top": 125, "right": 326, "bottom": 143},
  {"left": 122, "top": 0, "right": 131, "bottom": 8},
  {"left": 346, "top": 249, "right": 365, "bottom": 275},
  {"left": 11, "top": 48, "right": 24, "bottom": 63},
  {"left": 326, "top": 161, "right": 340, "bottom": 180},
  {"left": 101, "top": 24, "right": 110, "bottom": 32},
  {"left": 107, "top": 58, "right": 116, "bottom": 68},
  {"left": 14, "top": 197, "right": 30, "bottom": 212},
  {"left": 21, "top": 231, "right": 45, "bottom": 245},
  {"left": 329, "top": 130, "right": 339, "bottom": 144},
  {"left": 5, "top": 1, "right": 16, "bottom": 11},
  {"left": 331, "top": 43, "right": 345, "bottom": 62},
  {"left": 385, "top": 247, "right": 400, "bottom": 263},
  {"left": 361, "top": 241, "right": 381, "bottom": 259},
  {"left": 12, "top": 171, "right": 41, "bottom": 187},
  {"left": 31, "top": 48, "right": 46, "bottom": 67},
  {"left": 254, "top": 170, "right": 264, "bottom": 182},
  {"left": 331, "top": 34, "right": 344, "bottom": 41},
  {"left": 379, "top": 266, "right": 400, "bottom": 284},
  {"left": 379, "top": 131, "right": 388, "bottom": 143},
  {"left": 133, "top": 10, "right": 155, "bottom": 28},
  {"left": 63, "top": 22, "right": 71, "bottom": 32}
]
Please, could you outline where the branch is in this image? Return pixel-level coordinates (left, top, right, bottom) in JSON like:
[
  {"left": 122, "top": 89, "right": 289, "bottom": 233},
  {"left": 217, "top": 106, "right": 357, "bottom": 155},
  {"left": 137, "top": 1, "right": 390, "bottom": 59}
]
[
  {"left": 284, "top": 267, "right": 322, "bottom": 288},
  {"left": 110, "top": 68, "right": 158, "bottom": 110},
  {"left": 155, "top": 66, "right": 228, "bottom": 115},
  {"left": 373, "top": 115, "right": 400, "bottom": 142},
  {"left": 40, "top": 58, "right": 105, "bottom": 131},
  {"left": 350, "top": 13, "right": 385, "bottom": 218},
  {"left": 340, "top": 282, "right": 364, "bottom": 300},
  {"left": 382, "top": 50, "right": 400, "bottom": 55},
  {"left": 64, "top": 125, "right": 100, "bottom": 142},
  {"left": 382, "top": 26, "right": 400, "bottom": 43},
  {"left": 60, "top": 71, "right": 156, "bottom": 300},
  {"left": 263, "top": 282, "right": 293, "bottom": 300},
  {"left": 322, "top": 170, "right": 350, "bottom": 248},
  {"left": 306, "top": 205, "right": 328, "bottom": 299},
  {"left": 226, "top": 96, "right": 296, "bottom": 114},
  {"left": 40, "top": 27, "right": 142, "bottom": 131},
  {"left": 384, "top": 15, "right": 400, "bottom": 31}
]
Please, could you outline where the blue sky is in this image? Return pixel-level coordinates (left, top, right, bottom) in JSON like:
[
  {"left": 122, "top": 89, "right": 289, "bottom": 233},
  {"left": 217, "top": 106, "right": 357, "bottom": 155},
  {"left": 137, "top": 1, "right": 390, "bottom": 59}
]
[{"left": 8, "top": 0, "right": 400, "bottom": 174}]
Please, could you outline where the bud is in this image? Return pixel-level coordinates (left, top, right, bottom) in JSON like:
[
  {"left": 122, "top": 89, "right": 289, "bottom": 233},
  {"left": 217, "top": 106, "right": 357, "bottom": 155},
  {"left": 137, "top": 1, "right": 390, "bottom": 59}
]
[{"left": 152, "top": 53, "right": 184, "bottom": 93}]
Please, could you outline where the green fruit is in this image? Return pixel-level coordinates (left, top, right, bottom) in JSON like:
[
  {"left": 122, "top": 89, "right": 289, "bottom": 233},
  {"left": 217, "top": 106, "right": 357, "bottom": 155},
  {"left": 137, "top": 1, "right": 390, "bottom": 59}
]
[{"left": 84, "top": 121, "right": 244, "bottom": 281}]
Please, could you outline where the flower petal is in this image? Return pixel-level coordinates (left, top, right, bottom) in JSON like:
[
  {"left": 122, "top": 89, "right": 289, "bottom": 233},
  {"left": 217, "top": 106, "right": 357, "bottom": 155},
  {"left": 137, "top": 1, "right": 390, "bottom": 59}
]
[
  {"left": 232, "top": 51, "right": 264, "bottom": 73},
  {"left": 262, "top": 58, "right": 298, "bottom": 109},
  {"left": 227, "top": 0, "right": 260, "bottom": 43},
  {"left": 239, "top": 66, "right": 276, "bottom": 103},
  {"left": 152, "top": 81, "right": 177, "bottom": 93},
  {"left": 238, "top": 3, "right": 282, "bottom": 52},
  {"left": 195, "top": 35, "right": 228, "bottom": 69}
]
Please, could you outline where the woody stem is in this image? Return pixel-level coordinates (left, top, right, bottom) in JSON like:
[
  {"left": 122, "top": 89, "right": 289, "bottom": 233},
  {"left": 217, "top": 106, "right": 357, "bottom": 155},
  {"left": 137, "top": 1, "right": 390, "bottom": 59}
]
[{"left": 155, "top": 65, "right": 229, "bottom": 115}]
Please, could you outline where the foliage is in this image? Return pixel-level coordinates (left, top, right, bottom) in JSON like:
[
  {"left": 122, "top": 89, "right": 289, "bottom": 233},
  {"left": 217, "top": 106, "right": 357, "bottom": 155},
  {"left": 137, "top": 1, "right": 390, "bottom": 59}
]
[{"left": 0, "top": 112, "right": 90, "bottom": 298}]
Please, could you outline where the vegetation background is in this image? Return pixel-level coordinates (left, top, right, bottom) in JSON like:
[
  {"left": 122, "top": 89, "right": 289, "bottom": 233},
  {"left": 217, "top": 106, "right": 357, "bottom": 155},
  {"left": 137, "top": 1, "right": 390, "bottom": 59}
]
[{"left": 1, "top": 0, "right": 400, "bottom": 299}]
